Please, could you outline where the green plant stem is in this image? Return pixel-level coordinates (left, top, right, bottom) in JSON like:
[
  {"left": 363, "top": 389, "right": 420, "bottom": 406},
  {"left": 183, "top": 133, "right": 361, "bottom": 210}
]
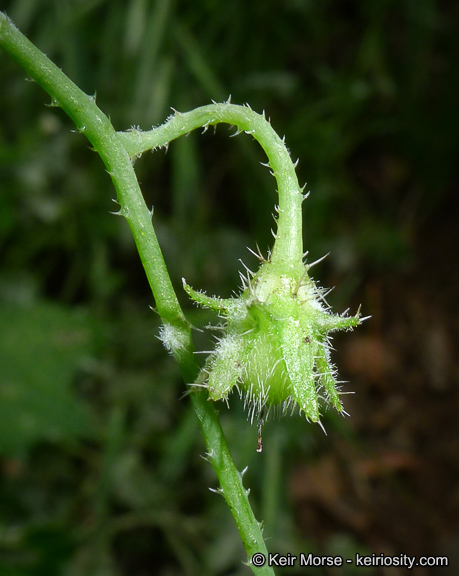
[
  {"left": 119, "top": 103, "right": 305, "bottom": 272},
  {"left": 0, "top": 13, "right": 186, "bottom": 341},
  {"left": 0, "top": 12, "right": 274, "bottom": 574}
]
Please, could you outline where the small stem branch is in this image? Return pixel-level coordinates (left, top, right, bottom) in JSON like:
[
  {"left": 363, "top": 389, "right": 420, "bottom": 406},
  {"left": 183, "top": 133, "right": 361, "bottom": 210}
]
[{"left": 119, "top": 103, "right": 304, "bottom": 271}]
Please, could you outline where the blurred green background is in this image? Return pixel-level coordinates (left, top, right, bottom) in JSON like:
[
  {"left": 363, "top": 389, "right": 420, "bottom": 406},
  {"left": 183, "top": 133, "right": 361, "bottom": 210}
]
[{"left": 1, "top": 1, "right": 458, "bottom": 575}]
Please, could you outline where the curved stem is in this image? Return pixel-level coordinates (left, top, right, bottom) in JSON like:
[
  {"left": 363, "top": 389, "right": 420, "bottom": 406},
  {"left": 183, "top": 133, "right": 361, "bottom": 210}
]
[
  {"left": 0, "top": 12, "right": 275, "bottom": 574},
  {"left": 119, "top": 103, "right": 305, "bottom": 271}
]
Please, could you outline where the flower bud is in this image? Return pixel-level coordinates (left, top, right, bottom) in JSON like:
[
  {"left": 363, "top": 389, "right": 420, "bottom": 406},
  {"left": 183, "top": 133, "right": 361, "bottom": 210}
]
[{"left": 184, "top": 256, "right": 361, "bottom": 425}]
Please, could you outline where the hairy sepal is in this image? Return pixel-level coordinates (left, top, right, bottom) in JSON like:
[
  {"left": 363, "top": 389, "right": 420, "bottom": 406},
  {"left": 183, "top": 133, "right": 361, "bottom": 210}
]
[
  {"left": 185, "top": 258, "right": 361, "bottom": 424},
  {"left": 276, "top": 319, "right": 319, "bottom": 421}
]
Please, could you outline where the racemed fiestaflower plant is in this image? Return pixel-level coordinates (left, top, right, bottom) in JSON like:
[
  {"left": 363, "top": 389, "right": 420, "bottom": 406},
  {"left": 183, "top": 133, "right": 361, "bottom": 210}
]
[{"left": 0, "top": 12, "right": 364, "bottom": 575}]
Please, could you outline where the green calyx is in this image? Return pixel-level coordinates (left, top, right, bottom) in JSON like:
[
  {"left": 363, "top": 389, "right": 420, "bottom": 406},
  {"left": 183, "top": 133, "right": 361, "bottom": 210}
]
[{"left": 184, "top": 256, "right": 361, "bottom": 424}]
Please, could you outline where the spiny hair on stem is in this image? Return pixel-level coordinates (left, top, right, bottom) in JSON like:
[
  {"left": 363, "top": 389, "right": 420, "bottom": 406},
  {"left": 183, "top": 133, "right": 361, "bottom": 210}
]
[
  {"left": 45, "top": 97, "right": 60, "bottom": 108},
  {"left": 246, "top": 244, "right": 269, "bottom": 263}
]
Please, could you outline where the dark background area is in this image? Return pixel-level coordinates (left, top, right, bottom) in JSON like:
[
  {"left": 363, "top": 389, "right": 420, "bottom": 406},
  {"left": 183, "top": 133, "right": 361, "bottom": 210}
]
[{"left": 0, "top": 1, "right": 458, "bottom": 575}]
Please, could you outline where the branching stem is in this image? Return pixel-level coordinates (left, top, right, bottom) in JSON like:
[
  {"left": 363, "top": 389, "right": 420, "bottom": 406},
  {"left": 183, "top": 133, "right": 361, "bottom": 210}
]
[
  {"left": 119, "top": 103, "right": 304, "bottom": 271},
  {"left": 0, "top": 11, "right": 301, "bottom": 574}
]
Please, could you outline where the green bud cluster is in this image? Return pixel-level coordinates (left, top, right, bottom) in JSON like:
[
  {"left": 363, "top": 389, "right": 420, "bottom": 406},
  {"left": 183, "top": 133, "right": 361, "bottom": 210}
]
[{"left": 184, "top": 253, "right": 361, "bottom": 425}]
